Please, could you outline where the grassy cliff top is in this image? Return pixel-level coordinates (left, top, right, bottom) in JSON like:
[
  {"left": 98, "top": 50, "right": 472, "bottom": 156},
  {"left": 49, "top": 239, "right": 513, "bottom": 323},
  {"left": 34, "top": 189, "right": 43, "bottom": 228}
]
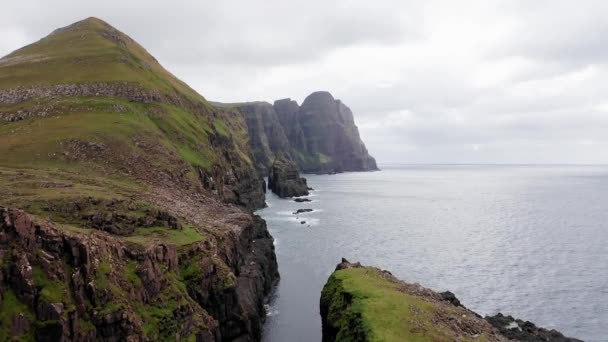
[{"left": 321, "top": 266, "right": 504, "bottom": 342}]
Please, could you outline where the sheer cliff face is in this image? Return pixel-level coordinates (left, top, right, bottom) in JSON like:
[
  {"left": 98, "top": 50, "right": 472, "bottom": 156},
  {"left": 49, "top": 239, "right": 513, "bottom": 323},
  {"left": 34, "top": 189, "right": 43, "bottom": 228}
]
[
  {"left": 0, "top": 17, "right": 277, "bottom": 341},
  {"left": 239, "top": 102, "right": 293, "bottom": 173},
  {"left": 295, "top": 91, "right": 378, "bottom": 173},
  {"left": 236, "top": 92, "right": 378, "bottom": 174}
]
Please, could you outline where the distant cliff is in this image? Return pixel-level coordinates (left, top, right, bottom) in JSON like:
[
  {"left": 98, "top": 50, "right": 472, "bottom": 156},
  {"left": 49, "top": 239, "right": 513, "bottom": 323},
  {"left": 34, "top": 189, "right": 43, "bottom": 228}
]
[{"left": 221, "top": 91, "right": 378, "bottom": 174}]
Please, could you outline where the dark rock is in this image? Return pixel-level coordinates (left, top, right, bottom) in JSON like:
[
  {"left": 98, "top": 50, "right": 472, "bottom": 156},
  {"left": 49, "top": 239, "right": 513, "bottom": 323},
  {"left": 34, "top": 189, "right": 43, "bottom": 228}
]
[
  {"left": 293, "top": 209, "right": 313, "bottom": 214},
  {"left": 335, "top": 258, "right": 362, "bottom": 271},
  {"left": 267, "top": 156, "right": 310, "bottom": 198},
  {"left": 300, "top": 221, "right": 306, "bottom": 224},
  {"left": 486, "top": 313, "right": 583, "bottom": 342},
  {"left": 439, "top": 291, "right": 461, "bottom": 307},
  {"left": 294, "top": 198, "right": 311, "bottom": 202}
]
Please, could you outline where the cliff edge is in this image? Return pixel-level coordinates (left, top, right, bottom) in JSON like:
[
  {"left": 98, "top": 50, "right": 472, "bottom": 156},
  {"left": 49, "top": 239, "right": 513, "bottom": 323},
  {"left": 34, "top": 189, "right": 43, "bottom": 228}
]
[{"left": 320, "top": 259, "right": 582, "bottom": 342}]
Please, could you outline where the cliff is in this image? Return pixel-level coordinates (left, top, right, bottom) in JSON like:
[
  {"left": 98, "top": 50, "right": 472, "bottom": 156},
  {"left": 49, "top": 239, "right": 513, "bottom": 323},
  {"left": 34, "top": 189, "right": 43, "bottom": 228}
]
[
  {"left": 225, "top": 92, "right": 378, "bottom": 174},
  {"left": 0, "top": 17, "right": 277, "bottom": 341},
  {"left": 320, "top": 259, "right": 582, "bottom": 342},
  {"left": 267, "top": 156, "right": 310, "bottom": 198}
]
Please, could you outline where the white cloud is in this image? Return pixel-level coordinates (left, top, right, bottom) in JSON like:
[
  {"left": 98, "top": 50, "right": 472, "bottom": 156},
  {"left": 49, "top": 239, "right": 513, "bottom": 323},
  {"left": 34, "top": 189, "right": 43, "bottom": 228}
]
[{"left": 2, "top": 0, "right": 608, "bottom": 163}]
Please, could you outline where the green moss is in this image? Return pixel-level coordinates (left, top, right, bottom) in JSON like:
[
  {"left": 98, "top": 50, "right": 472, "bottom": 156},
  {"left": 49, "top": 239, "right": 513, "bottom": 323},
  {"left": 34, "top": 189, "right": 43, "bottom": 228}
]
[
  {"left": 97, "top": 302, "right": 126, "bottom": 316},
  {"left": 95, "top": 261, "right": 112, "bottom": 289},
  {"left": 0, "top": 289, "right": 34, "bottom": 341},
  {"left": 125, "top": 225, "right": 204, "bottom": 247},
  {"left": 134, "top": 272, "right": 195, "bottom": 340},
  {"left": 124, "top": 261, "right": 142, "bottom": 287},
  {"left": 32, "top": 266, "right": 66, "bottom": 304},
  {"left": 78, "top": 319, "right": 96, "bottom": 333},
  {"left": 322, "top": 267, "right": 487, "bottom": 342},
  {"left": 213, "top": 119, "right": 229, "bottom": 136}
]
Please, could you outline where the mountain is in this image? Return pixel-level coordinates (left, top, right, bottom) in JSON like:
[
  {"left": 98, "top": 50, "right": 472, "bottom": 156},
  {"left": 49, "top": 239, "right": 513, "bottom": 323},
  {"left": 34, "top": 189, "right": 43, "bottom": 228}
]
[
  {"left": 220, "top": 91, "right": 378, "bottom": 174},
  {"left": 0, "top": 17, "right": 277, "bottom": 341}
]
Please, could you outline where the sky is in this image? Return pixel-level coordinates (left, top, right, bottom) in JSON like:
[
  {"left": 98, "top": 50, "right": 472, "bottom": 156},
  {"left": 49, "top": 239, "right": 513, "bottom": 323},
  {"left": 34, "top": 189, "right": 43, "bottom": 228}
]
[{"left": 2, "top": 0, "right": 608, "bottom": 164}]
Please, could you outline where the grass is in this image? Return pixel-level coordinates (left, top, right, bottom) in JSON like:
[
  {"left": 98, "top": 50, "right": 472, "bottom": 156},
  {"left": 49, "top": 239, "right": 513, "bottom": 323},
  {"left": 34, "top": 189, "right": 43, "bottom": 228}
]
[
  {"left": 0, "top": 289, "right": 34, "bottom": 341},
  {"left": 32, "top": 266, "right": 67, "bottom": 304},
  {"left": 0, "top": 17, "right": 207, "bottom": 105},
  {"left": 322, "top": 267, "right": 486, "bottom": 342},
  {"left": 125, "top": 225, "right": 204, "bottom": 246},
  {"left": 124, "top": 261, "right": 142, "bottom": 287}
]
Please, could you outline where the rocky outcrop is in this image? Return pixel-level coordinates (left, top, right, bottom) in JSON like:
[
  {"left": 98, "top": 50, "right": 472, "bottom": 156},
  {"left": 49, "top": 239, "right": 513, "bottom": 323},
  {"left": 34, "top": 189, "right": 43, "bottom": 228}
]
[
  {"left": 486, "top": 313, "right": 583, "bottom": 342},
  {"left": 267, "top": 157, "right": 310, "bottom": 198},
  {"left": 231, "top": 91, "right": 378, "bottom": 174},
  {"left": 0, "top": 207, "right": 278, "bottom": 341},
  {"left": 320, "top": 259, "right": 581, "bottom": 342}
]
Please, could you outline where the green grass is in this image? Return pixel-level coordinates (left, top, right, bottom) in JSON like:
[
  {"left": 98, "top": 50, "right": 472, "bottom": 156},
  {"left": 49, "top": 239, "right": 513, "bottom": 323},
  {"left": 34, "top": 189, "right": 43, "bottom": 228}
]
[
  {"left": 124, "top": 261, "right": 142, "bottom": 287},
  {"left": 125, "top": 225, "right": 204, "bottom": 246},
  {"left": 322, "top": 268, "right": 486, "bottom": 342},
  {"left": 0, "top": 17, "right": 207, "bottom": 105},
  {"left": 0, "top": 289, "right": 34, "bottom": 341},
  {"left": 95, "top": 261, "right": 112, "bottom": 290},
  {"left": 32, "top": 266, "right": 67, "bottom": 304}
]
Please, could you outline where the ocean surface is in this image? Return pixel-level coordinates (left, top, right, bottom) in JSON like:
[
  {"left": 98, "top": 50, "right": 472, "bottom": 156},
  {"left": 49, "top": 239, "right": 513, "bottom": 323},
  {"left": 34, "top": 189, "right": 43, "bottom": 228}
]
[{"left": 258, "top": 165, "right": 608, "bottom": 342}]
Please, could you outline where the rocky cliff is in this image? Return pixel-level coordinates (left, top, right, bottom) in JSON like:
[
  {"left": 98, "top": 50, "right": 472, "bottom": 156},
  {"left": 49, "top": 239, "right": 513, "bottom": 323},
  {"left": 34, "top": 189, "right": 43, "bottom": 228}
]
[
  {"left": 225, "top": 92, "right": 378, "bottom": 174},
  {"left": 320, "top": 259, "right": 582, "bottom": 342},
  {"left": 267, "top": 156, "right": 310, "bottom": 198},
  {"left": 0, "top": 17, "right": 277, "bottom": 341}
]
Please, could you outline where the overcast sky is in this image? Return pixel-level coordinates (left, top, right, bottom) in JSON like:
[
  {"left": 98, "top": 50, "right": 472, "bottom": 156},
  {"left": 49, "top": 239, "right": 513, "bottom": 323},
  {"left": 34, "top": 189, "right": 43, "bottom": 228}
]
[{"left": 2, "top": 1, "right": 608, "bottom": 164}]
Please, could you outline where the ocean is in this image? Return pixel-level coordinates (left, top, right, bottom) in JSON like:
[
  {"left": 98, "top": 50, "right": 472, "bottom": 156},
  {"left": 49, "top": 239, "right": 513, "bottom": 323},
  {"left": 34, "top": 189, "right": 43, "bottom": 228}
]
[{"left": 258, "top": 165, "right": 608, "bottom": 342}]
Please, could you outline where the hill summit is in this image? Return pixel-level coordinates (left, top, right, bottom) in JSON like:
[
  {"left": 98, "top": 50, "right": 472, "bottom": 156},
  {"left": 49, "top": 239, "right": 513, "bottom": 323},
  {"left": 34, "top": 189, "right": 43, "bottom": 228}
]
[{"left": 0, "top": 17, "right": 276, "bottom": 341}]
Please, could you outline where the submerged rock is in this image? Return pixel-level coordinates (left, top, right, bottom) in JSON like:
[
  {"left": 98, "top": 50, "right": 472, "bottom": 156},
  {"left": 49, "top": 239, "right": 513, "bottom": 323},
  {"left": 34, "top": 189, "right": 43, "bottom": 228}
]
[
  {"left": 293, "top": 209, "right": 313, "bottom": 214},
  {"left": 294, "top": 198, "right": 311, "bottom": 202},
  {"left": 268, "top": 156, "right": 310, "bottom": 198}
]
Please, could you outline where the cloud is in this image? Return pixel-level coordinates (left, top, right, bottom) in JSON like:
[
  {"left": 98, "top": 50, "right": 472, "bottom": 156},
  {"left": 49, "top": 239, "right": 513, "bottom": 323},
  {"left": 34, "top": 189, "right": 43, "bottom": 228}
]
[{"left": 2, "top": 0, "right": 608, "bottom": 163}]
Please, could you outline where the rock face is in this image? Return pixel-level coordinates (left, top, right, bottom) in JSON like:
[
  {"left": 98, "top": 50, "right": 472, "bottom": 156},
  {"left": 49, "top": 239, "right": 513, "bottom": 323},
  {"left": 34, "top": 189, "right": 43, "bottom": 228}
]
[
  {"left": 267, "top": 157, "right": 310, "bottom": 198},
  {"left": 239, "top": 102, "right": 292, "bottom": 173},
  {"left": 0, "top": 17, "right": 276, "bottom": 341},
  {"left": 320, "top": 259, "right": 581, "bottom": 342},
  {"left": 0, "top": 207, "right": 278, "bottom": 341},
  {"left": 229, "top": 92, "right": 378, "bottom": 174}
]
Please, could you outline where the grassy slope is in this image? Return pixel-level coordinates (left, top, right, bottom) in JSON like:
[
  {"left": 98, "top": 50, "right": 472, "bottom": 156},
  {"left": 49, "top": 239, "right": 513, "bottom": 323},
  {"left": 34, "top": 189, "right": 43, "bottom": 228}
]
[
  {"left": 0, "top": 17, "right": 204, "bottom": 102},
  {"left": 322, "top": 267, "right": 488, "bottom": 342},
  {"left": 0, "top": 18, "right": 256, "bottom": 340}
]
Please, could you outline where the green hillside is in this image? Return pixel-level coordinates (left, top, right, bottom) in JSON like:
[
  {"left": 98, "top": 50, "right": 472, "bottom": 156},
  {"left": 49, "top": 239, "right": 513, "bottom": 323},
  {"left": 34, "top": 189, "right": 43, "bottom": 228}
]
[{"left": 0, "top": 17, "right": 272, "bottom": 341}]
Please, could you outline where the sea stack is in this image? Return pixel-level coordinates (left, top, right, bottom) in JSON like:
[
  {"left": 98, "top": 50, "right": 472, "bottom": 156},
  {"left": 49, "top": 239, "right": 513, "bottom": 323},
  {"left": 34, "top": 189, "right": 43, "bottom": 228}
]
[{"left": 268, "top": 156, "right": 310, "bottom": 197}]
